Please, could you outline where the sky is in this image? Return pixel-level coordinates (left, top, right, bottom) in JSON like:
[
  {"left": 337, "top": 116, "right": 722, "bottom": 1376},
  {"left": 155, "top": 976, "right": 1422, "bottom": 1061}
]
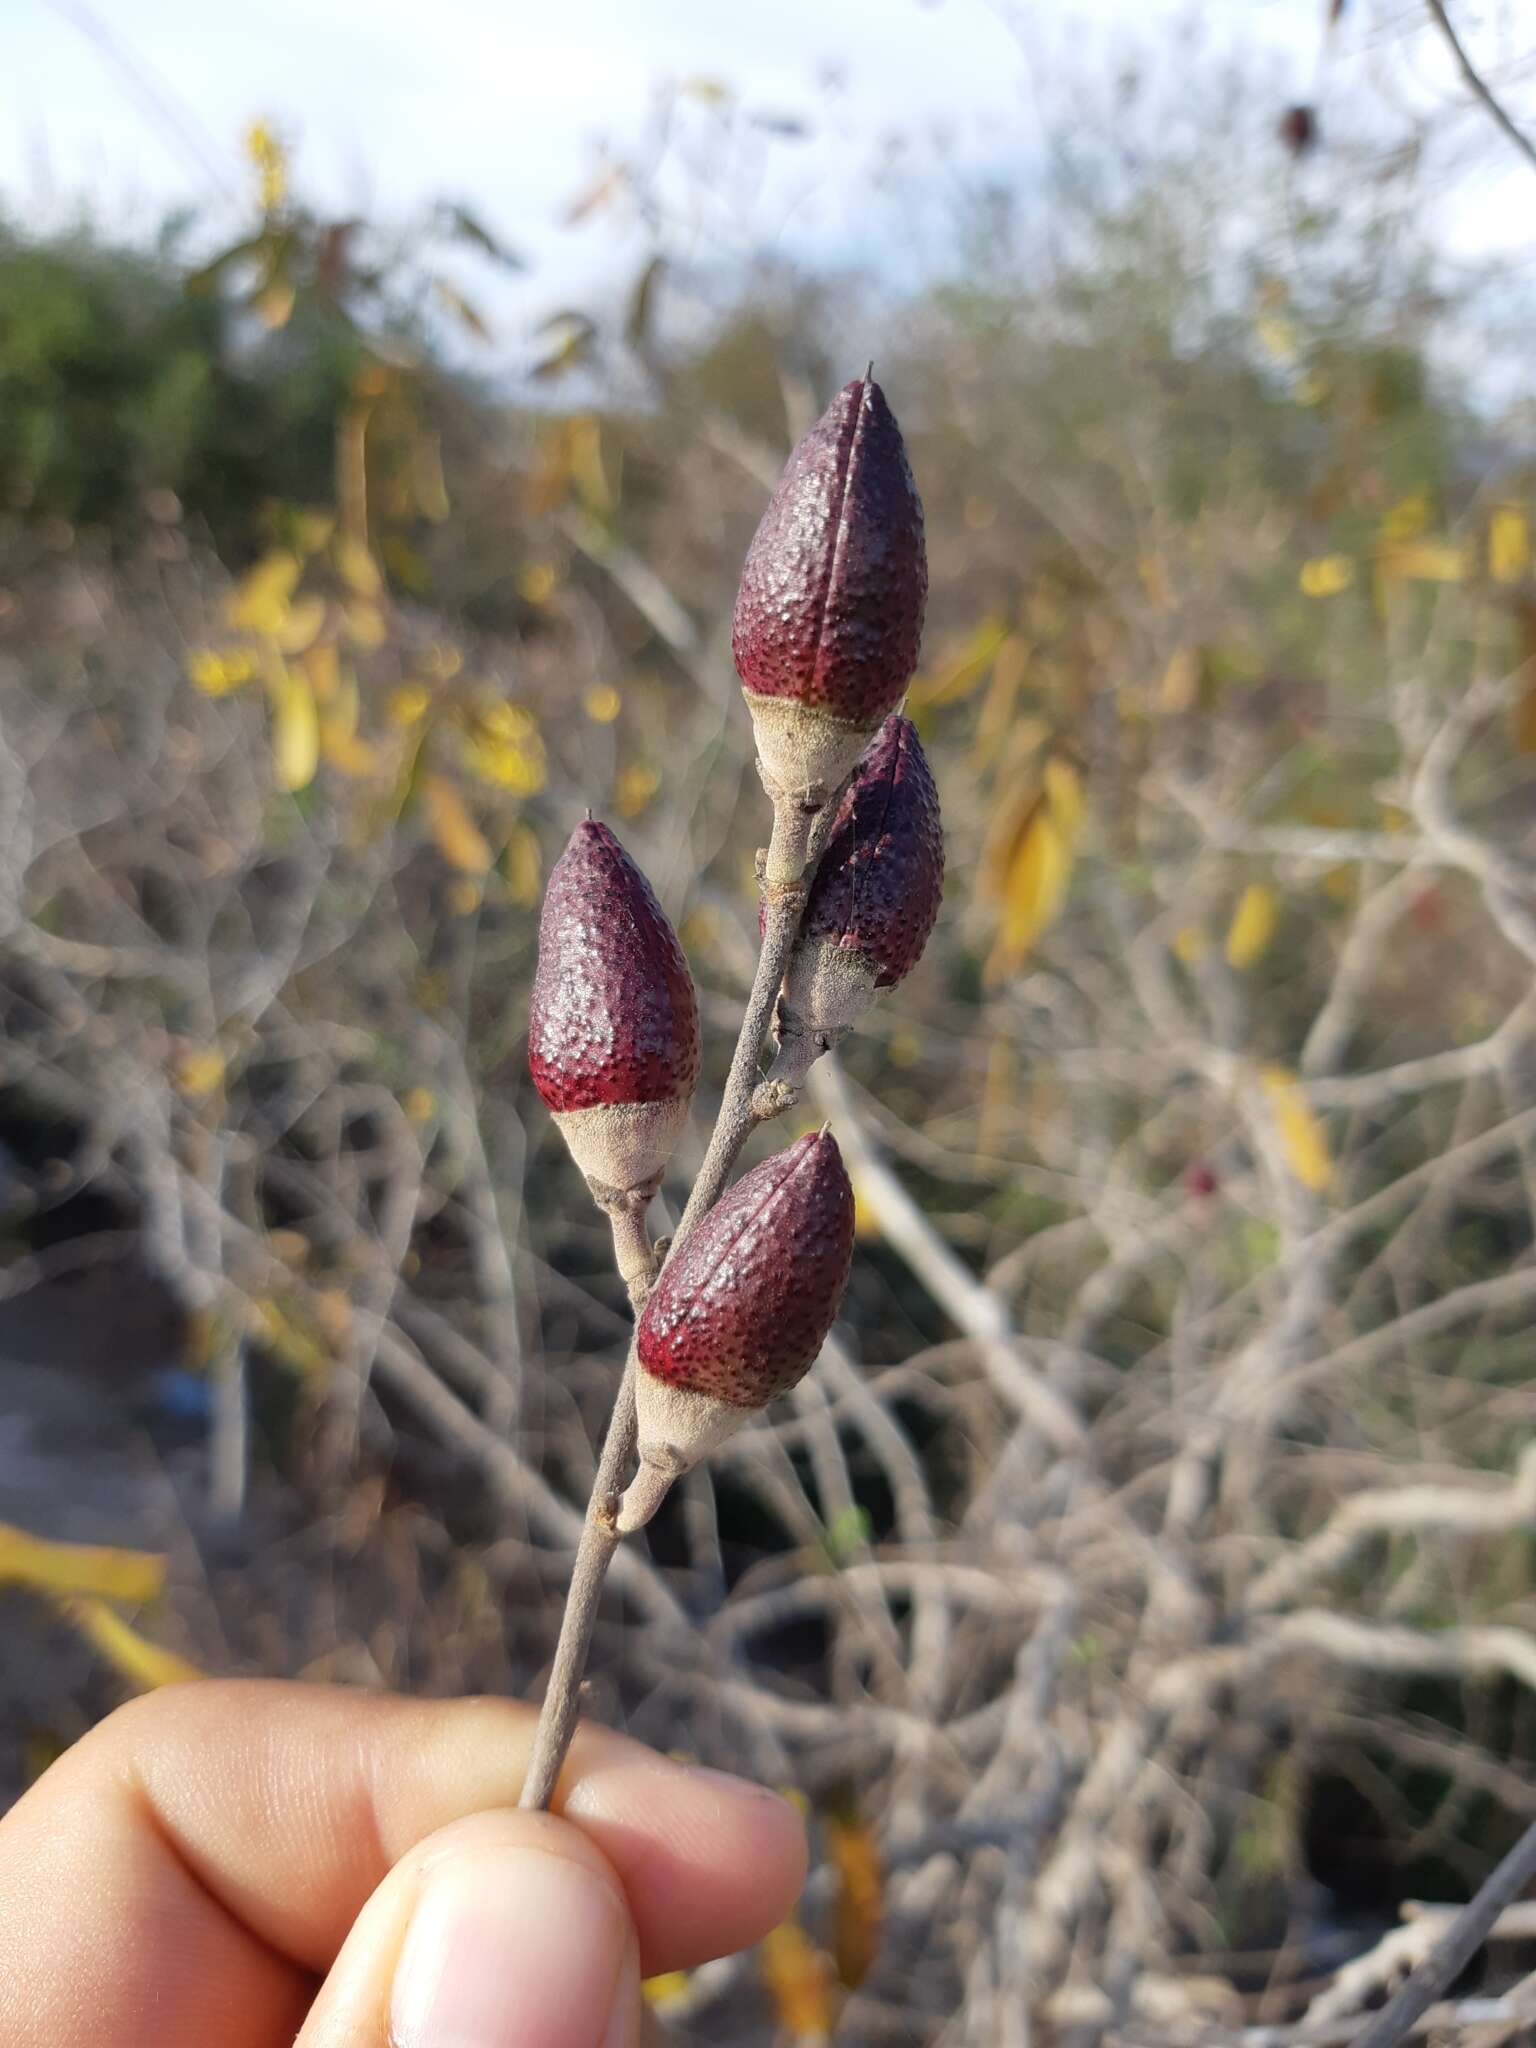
[{"left": 3, "top": 0, "right": 1533, "bottom": 375}]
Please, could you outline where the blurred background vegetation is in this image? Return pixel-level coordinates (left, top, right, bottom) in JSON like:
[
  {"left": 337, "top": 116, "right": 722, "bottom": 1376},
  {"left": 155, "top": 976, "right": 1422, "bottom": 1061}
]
[{"left": 3, "top": 3, "right": 1536, "bottom": 2040}]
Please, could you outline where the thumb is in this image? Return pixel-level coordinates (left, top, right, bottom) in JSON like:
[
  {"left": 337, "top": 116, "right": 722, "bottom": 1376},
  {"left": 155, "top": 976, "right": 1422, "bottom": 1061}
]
[{"left": 299, "top": 1807, "right": 639, "bottom": 2048}]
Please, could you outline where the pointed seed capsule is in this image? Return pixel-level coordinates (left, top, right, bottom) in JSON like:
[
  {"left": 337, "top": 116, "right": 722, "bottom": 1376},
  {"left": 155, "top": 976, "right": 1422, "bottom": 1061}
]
[
  {"left": 618, "top": 1130, "right": 855, "bottom": 1530},
  {"left": 529, "top": 820, "right": 700, "bottom": 1194},
  {"left": 776, "top": 715, "right": 944, "bottom": 1065},
  {"left": 733, "top": 376, "right": 927, "bottom": 796}
]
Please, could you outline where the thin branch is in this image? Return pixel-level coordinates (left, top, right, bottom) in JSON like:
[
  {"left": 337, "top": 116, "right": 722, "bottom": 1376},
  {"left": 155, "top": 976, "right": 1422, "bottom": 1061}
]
[
  {"left": 1424, "top": 0, "right": 1536, "bottom": 179},
  {"left": 1349, "top": 1816, "right": 1536, "bottom": 2048},
  {"left": 518, "top": 778, "right": 834, "bottom": 1810}
]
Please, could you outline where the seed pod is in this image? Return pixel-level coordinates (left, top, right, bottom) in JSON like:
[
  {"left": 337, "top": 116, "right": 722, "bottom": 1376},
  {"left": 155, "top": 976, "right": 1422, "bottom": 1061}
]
[
  {"left": 529, "top": 819, "right": 700, "bottom": 1195},
  {"left": 733, "top": 376, "right": 926, "bottom": 797},
  {"left": 617, "top": 1130, "right": 855, "bottom": 1530},
  {"left": 776, "top": 715, "right": 944, "bottom": 1066}
]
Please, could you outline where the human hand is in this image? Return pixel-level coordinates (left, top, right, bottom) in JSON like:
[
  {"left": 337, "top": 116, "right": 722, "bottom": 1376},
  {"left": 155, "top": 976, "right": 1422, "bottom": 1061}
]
[{"left": 0, "top": 1680, "right": 807, "bottom": 2046}]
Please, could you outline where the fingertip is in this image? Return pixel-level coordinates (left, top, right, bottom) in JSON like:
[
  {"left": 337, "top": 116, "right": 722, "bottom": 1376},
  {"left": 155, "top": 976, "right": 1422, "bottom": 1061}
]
[{"left": 562, "top": 1757, "right": 808, "bottom": 1971}]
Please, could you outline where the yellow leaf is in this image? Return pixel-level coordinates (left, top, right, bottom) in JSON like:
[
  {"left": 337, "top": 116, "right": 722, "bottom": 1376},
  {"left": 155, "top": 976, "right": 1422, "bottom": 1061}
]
[
  {"left": 1225, "top": 883, "right": 1279, "bottom": 970},
  {"left": 503, "top": 822, "right": 542, "bottom": 907},
  {"left": 1381, "top": 539, "right": 1466, "bottom": 583},
  {"left": 760, "top": 1919, "right": 835, "bottom": 2043},
  {"left": 1260, "top": 1066, "right": 1333, "bottom": 1193},
  {"left": 250, "top": 1296, "right": 331, "bottom": 1377},
  {"left": 461, "top": 703, "right": 547, "bottom": 794},
  {"left": 319, "top": 724, "right": 378, "bottom": 777},
  {"left": 1255, "top": 313, "right": 1297, "bottom": 363},
  {"left": 187, "top": 647, "right": 255, "bottom": 697},
  {"left": 1490, "top": 505, "right": 1531, "bottom": 585},
  {"left": 1299, "top": 555, "right": 1354, "bottom": 598},
  {"left": 984, "top": 758, "right": 1084, "bottom": 980},
  {"left": 423, "top": 774, "right": 492, "bottom": 873},
  {"left": 517, "top": 563, "right": 557, "bottom": 605},
  {"left": 583, "top": 682, "right": 622, "bottom": 723},
  {"left": 336, "top": 537, "right": 384, "bottom": 599},
  {"left": 403, "top": 1087, "right": 437, "bottom": 1126},
  {"left": 911, "top": 616, "right": 1009, "bottom": 709},
  {"left": 389, "top": 683, "right": 432, "bottom": 728},
  {"left": 175, "top": 1047, "right": 226, "bottom": 1098},
  {"left": 344, "top": 601, "right": 387, "bottom": 649},
  {"left": 0, "top": 1524, "right": 165, "bottom": 1603},
  {"left": 292, "top": 508, "right": 335, "bottom": 556},
  {"left": 304, "top": 640, "right": 341, "bottom": 702},
  {"left": 1173, "top": 925, "right": 1208, "bottom": 966},
  {"left": 642, "top": 1971, "right": 690, "bottom": 2010},
  {"left": 226, "top": 552, "right": 300, "bottom": 634},
  {"left": 1043, "top": 756, "right": 1084, "bottom": 837},
  {"left": 1380, "top": 492, "right": 1432, "bottom": 546},
  {"left": 615, "top": 762, "right": 660, "bottom": 818},
  {"left": 256, "top": 278, "right": 295, "bottom": 330},
  {"left": 827, "top": 1811, "right": 883, "bottom": 1991},
  {"left": 1159, "top": 645, "right": 1201, "bottom": 714},
  {"left": 273, "top": 594, "right": 326, "bottom": 654},
  {"left": 63, "top": 1597, "right": 203, "bottom": 1692},
  {"left": 267, "top": 658, "right": 319, "bottom": 792},
  {"left": 851, "top": 1180, "right": 880, "bottom": 1241}
]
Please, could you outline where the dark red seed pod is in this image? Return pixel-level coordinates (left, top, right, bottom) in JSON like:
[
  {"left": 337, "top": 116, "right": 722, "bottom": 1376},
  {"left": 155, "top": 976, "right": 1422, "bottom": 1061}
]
[
  {"left": 802, "top": 715, "right": 943, "bottom": 990},
  {"left": 733, "top": 377, "right": 927, "bottom": 793},
  {"left": 618, "top": 1132, "right": 855, "bottom": 1529},
  {"left": 529, "top": 819, "right": 699, "bottom": 1191}
]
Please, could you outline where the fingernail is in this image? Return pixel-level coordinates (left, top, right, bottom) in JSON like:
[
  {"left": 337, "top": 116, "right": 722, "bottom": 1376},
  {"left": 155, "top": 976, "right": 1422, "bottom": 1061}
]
[{"left": 391, "top": 1843, "right": 634, "bottom": 2048}]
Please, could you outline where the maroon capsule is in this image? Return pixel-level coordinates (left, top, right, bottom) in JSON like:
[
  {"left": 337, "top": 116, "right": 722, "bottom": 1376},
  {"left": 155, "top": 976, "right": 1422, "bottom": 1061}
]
[
  {"left": 732, "top": 377, "right": 927, "bottom": 730},
  {"left": 637, "top": 1131, "right": 855, "bottom": 1410},
  {"left": 529, "top": 820, "right": 699, "bottom": 1115},
  {"left": 802, "top": 715, "right": 944, "bottom": 989}
]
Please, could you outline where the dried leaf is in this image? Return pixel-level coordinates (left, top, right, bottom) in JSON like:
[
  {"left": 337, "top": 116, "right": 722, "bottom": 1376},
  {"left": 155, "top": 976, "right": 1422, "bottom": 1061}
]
[
  {"left": 1261, "top": 1066, "right": 1333, "bottom": 1192},
  {"left": 760, "top": 1919, "right": 835, "bottom": 2043},
  {"left": 423, "top": 774, "right": 492, "bottom": 873},
  {"left": 827, "top": 1810, "right": 883, "bottom": 1990},
  {"left": 625, "top": 254, "right": 666, "bottom": 352},
  {"left": 1158, "top": 645, "right": 1201, "bottom": 714},
  {"left": 0, "top": 1524, "right": 165, "bottom": 1603},
  {"left": 1513, "top": 680, "right": 1536, "bottom": 754},
  {"left": 1225, "top": 883, "right": 1279, "bottom": 970},
  {"left": 433, "top": 277, "right": 491, "bottom": 341},
  {"left": 63, "top": 1598, "right": 203, "bottom": 1692}
]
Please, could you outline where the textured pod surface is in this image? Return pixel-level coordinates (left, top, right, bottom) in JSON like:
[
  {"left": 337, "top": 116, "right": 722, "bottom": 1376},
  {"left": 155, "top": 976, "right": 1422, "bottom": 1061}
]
[
  {"left": 799, "top": 715, "right": 944, "bottom": 989},
  {"left": 733, "top": 377, "right": 927, "bottom": 728},
  {"left": 529, "top": 820, "right": 700, "bottom": 1114},
  {"left": 638, "top": 1131, "right": 854, "bottom": 1408}
]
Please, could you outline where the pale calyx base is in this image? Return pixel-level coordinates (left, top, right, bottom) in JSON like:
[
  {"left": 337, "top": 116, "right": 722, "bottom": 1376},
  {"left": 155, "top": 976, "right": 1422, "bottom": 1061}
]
[
  {"left": 554, "top": 1096, "right": 689, "bottom": 1194},
  {"left": 616, "top": 1376, "right": 748, "bottom": 1532},
  {"left": 745, "top": 691, "right": 879, "bottom": 802},
  {"left": 777, "top": 938, "right": 880, "bottom": 1073}
]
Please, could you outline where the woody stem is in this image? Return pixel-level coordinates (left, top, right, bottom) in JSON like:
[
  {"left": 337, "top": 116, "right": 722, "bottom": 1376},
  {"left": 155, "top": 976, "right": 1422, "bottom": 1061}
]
[{"left": 519, "top": 778, "right": 836, "bottom": 1812}]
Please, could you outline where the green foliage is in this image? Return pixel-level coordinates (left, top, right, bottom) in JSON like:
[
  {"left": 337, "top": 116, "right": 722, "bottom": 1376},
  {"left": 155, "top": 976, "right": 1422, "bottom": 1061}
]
[{"left": 0, "top": 225, "right": 359, "bottom": 548}]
